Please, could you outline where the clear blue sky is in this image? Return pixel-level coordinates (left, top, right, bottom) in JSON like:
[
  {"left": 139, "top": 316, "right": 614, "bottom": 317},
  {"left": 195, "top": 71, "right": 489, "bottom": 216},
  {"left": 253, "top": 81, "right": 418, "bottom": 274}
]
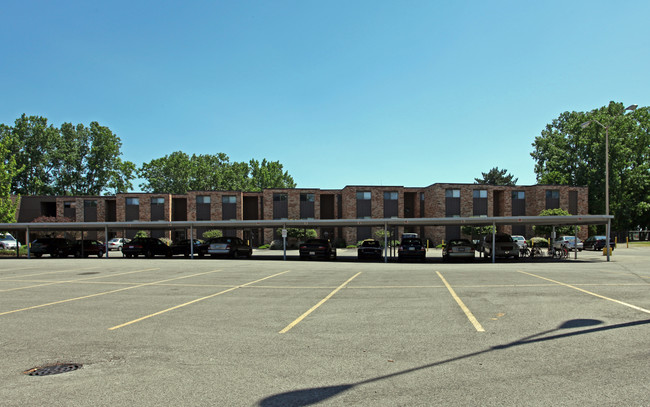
[{"left": 2, "top": 0, "right": 648, "bottom": 191}]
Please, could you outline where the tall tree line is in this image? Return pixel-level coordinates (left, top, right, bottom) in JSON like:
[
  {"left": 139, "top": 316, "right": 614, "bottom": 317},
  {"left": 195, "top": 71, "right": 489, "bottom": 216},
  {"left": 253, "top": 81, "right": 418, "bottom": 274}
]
[
  {"left": 531, "top": 101, "right": 650, "bottom": 232},
  {"left": 0, "top": 114, "right": 296, "bottom": 199},
  {"left": 1, "top": 114, "right": 136, "bottom": 196}
]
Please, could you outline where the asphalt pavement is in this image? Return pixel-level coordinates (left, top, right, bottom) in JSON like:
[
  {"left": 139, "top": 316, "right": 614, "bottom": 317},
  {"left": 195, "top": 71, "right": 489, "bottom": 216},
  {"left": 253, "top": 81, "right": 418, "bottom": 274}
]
[{"left": 1, "top": 247, "right": 648, "bottom": 406}]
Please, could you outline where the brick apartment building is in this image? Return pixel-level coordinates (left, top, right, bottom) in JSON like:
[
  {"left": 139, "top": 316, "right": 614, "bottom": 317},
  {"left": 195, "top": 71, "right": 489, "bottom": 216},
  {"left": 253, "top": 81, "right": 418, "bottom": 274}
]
[{"left": 14, "top": 183, "right": 588, "bottom": 245}]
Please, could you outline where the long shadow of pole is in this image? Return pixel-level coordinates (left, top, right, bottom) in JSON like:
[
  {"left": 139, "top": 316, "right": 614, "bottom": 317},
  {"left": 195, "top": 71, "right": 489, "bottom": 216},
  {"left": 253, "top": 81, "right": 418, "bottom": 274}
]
[{"left": 258, "top": 318, "right": 650, "bottom": 406}]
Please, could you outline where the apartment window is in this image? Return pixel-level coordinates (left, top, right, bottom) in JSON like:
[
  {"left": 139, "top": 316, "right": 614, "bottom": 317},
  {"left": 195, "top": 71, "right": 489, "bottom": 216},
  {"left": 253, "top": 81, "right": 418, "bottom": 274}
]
[
  {"left": 384, "top": 191, "right": 398, "bottom": 218},
  {"left": 125, "top": 198, "right": 140, "bottom": 221},
  {"left": 197, "top": 196, "right": 210, "bottom": 204},
  {"left": 512, "top": 191, "right": 526, "bottom": 216},
  {"left": 64, "top": 202, "right": 75, "bottom": 208},
  {"left": 196, "top": 195, "right": 211, "bottom": 221},
  {"left": 222, "top": 195, "right": 237, "bottom": 220},
  {"left": 273, "top": 193, "right": 288, "bottom": 219},
  {"left": 384, "top": 191, "right": 398, "bottom": 200},
  {"left": 445, "top": 189, "right": 460, "bottom": 198},
  {"left": 151, "top": 197, "right": 165, "bottom": 221},
  {"left": 300, "top": 193, "right": 315, "bottom": 202},
  {"left": 473, "top": 190, "right": 488, "bottom": 216},
  {"left": 357, "top": 191, "right": 372, "bottom": 218},
  {"left": 300, "top": 193, "right": 315, "bottom": 219},
  {"left": 545, "top": 190, "right": 560, "bottom": 209}
]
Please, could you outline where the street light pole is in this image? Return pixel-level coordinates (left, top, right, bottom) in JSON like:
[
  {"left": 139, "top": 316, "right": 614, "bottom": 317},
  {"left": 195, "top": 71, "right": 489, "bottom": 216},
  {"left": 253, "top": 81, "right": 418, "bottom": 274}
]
[{"left": 581, "top": 104, "right": 637, "bottom": 262}]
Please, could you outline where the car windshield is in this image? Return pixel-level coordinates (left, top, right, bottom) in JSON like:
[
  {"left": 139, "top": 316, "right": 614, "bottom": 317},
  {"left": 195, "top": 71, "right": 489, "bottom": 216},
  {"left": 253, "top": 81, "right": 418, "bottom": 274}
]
[
  {"left": 362, "top": 241, "right": 380, "bottom": 247},
  {"left": 305, "top": 239, "right": 328, "bottom": 244},
  {"left": 402, "top": 238, "right": 422, "bottom": 245},
  {"left": 448, "top": 239, "right": 471, "bottom": 246}
]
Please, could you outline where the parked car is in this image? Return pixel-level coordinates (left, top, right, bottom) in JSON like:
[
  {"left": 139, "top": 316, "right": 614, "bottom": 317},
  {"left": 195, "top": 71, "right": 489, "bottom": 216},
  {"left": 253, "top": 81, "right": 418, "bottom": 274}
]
[
  {"left": 398, "top": 238, "right": 426, "bottom": 262},
  {"left": 481, "top": 233, "right": 519, "bottom": 259},
  {"left": 299, "top": 238, "right": 337, "bottom": 260},
  {"left": 511, "top": 235, "right": 527, "bottom": 250},
  {"left": 30, "top": 238, "right": 74, "bottom": 258},
  {"left": 442, "top": 239, "right": 475, "bottom": 262},
  {"left": 583, "top": 235, "right": 615, "bottom": 251},
  {"left": 171, "top": 239, "right": 208, "bottom": 257},
  {"left": 122, "top": 237, "right": 173, "bottom": 258},
  {"left": 357, "top": 239, "right": 383, "bottom": 261},
  {"left": 0, "top": 234, "right": 20, "bottom": 250},
  {"left": 207, "top": 236, "right": 252, "bottom": 258},
  {"left": 72, "top": 240, "right": 105, "bottom": 258},
  {"left": 107, "top": 237, "right": 129, "bottom": 251},
  {"left": 556, "top": 236, "right": 583, "bottom": 251}
]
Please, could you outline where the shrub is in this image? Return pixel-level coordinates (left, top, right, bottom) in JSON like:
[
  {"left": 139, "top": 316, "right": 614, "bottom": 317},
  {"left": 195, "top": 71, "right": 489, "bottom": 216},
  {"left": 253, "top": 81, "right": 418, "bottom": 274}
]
[
  {"left": 159, "top": 237, "right": 172, "bottom": 246},
  {"left": 135, "top": 230, "right": 149, "bottom": 238},
  {"left": 202, "top": 229, "right": 223, "bottom": 239},
  {"left": 257, "top": 244, "right": 269, "bottom": 249},
  {"left": 529, "top": 237, "right": 550, "bottom": 248}
]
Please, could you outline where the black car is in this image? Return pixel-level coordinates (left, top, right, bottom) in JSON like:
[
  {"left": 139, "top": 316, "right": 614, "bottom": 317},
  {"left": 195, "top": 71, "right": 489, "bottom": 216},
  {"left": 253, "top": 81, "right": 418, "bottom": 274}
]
[
  {"left": 122, "top": 237, "right": 173, "bottom": 258},
  {"left": 357, "top": 239, "right": 383, "bottom": 261},
  {"left": 583, "top": 235, "right": 615, "bottom": 251},
  {"left": 171, "top": 239, "right": 207, "bottom": 257},
  {"left": 299, "top": 239, "right": 337, "bottom": 260},
  {"left": 397, "top": 238, "right": 426, "bottom": 262},
  {"left": 30, "top": 238, "right": 74, "bottom": 258},
  {"left": 72, "top": 240, "right": 106, "bottom": 258}
]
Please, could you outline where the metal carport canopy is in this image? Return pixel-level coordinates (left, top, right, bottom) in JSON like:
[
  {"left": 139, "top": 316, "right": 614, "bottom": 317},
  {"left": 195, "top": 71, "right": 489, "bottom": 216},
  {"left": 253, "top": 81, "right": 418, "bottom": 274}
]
[{"left": 0, "top": 214, "right": 612, "bottom": 231}]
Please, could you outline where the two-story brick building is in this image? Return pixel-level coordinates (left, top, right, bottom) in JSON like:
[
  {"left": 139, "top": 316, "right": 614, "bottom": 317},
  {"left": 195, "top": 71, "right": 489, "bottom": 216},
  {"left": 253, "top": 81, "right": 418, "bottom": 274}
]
[{"left": 14, "top": 183, "right": 588, "bottom": 245}]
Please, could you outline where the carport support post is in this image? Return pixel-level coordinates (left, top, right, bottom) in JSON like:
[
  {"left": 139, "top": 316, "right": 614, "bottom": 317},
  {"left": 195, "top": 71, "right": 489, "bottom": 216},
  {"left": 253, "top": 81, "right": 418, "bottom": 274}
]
[
  {"left": 283, "top": 224, "right": 287, "bottom": 261},
  {"left": 26, "top": 226, "right": 30, "bottom": 259},
  {"left": 382, "top": 223, "right": 388, "bottom": 263},
  {"left": 81, "top": 230, "right": 85, "bottom": 257},
  {"left": 491, "top": 222, "right": 496, "bottom": 264},
  {"left": 574, "top": 225, "right": 578, "bottom": 260},
  {"left": 190, "top": 225, "right": 194, "bottom": 259},
  {"left": 105, "top": 226, "right": 109, "bottom": 258},
  {"left": 606, "top": 219, "right": 611, "bottom": 262}
]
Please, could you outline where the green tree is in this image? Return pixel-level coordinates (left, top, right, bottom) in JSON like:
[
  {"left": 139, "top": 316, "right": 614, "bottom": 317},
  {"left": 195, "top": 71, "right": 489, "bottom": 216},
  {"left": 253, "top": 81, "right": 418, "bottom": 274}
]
[
  {"left": 474, "top": 167, "right": 518, "bottom": 186},
  {"left": 247, "top": 159, "right": 296, "bottom": 191},
  {"left": 532, "top": 208, "right": 579, "bottom": 237},
  {"left": 0, "top": 136, "right": 21, "bottom": 223},
  {"left": 138, "top": 153, "right": 296, "bottom": 193},
  {"left": 531, "top": 102, "right": 650, "bottom": 231},
  {"left": 53, "top": 122, "right": 135, "bottom": 195},
  {"left": 1, "top": 114, "right": 60, "bottom": 195},
  {"left": 0, "top": 115, "right": 135, "bottom": 195}
]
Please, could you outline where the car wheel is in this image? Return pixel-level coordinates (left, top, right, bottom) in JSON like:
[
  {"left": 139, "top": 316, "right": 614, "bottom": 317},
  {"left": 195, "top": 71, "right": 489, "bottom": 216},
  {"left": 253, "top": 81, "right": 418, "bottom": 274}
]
[
  {"left": 146, "top": 250, "right": 154, "bottom": 258},
  {"left": 34, "top": 253, "right": 43, "bottom": 258},
  {"left": 98, "top": 251, "right": 104, "bottom": 258},
  {"left": 74, "top": 250, "right": 82, "bottom": 258}
]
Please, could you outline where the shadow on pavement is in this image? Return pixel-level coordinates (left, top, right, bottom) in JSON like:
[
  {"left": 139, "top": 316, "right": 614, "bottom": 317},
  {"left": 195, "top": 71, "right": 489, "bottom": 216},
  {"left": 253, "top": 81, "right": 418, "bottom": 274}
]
[{"left": 258, "top": 318, "right": 650, "bottom": 406}]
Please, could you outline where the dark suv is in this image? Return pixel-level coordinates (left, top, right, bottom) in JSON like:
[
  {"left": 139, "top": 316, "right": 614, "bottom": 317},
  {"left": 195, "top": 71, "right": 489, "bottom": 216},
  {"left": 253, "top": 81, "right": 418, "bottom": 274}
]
[
  {"left": 122, "top": 237, "right": 173, "bottom": 258},
  {"left": 30, "top": 238, "right": 74, "bottom": 258}
]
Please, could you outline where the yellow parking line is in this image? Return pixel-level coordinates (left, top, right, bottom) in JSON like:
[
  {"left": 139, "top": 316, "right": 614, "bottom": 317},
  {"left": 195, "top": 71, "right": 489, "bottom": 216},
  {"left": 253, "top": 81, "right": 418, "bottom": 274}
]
[
  {"left": 280, "top": 272, "right": 361, "bottom": 334},
  {"left": 437, "top": 271, "right": 485, "bottom": 332},
  {"left": 0, "top": 269, "right": 221, "bottom": 317},
  {"left": 518, "top": 271, "right": 650, "bottom": 315},
  {"left": 0, "top": 268, "right": 160, "bottom": 293},
  {"left": 109, "top": 270, "right": 291, "bottom": 330}
]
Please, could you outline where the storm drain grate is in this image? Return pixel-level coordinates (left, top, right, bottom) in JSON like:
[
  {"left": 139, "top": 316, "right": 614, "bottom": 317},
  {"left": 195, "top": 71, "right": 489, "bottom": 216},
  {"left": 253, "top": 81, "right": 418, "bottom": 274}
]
[{"left": 23, "top": 363, "right": 82, "bottom": 376}]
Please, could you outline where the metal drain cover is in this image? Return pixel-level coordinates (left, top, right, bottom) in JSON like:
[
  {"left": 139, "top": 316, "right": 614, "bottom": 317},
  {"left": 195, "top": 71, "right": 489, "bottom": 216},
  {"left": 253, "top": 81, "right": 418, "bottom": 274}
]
[{"left": 24, "top": 363, "right": 82, "bottom": 376}]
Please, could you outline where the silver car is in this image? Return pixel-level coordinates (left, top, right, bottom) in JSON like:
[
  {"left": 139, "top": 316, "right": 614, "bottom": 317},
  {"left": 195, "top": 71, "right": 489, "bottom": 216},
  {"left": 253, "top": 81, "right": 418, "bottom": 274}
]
[
  {"left": 0, "top": 234, "right": 20, "bottom": 250},
  {"left": 107, "top": 238, "right": 129, "bottom": 251},
  {"left": 207, "top": 237, "right": 252, "bottom": 258}
]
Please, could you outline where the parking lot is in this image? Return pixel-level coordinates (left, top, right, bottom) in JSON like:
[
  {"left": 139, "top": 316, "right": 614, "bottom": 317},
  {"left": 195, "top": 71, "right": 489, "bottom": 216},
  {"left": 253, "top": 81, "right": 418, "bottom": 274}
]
[{"left": 1, "top": 247, "right": 649, "bottom": 406}]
